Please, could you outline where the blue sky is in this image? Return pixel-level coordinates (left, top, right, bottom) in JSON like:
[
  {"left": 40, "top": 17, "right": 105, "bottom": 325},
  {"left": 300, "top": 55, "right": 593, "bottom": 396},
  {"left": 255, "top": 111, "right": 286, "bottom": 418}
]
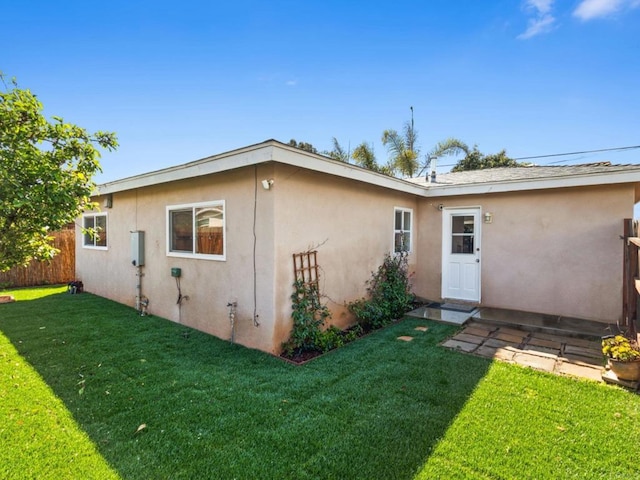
[{"left": 2, "top": 0, "right": 639, "bottom": 183}]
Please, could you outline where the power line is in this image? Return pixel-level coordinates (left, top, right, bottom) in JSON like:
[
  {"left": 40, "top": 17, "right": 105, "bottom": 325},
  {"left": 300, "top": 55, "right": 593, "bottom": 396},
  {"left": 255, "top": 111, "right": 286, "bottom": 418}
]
[
  {"left": 514, "top": 145, "right": 640, "bottom": 162},
  {"left": 435, "top": 144, "right": 640, "bottom": 168}
]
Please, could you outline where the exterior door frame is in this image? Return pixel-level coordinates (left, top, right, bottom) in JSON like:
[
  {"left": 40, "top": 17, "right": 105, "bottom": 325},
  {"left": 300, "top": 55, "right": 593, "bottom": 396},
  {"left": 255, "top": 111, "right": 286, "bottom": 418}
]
[{"left": 441, "top": 206, "right": 482, "bottom": 302}]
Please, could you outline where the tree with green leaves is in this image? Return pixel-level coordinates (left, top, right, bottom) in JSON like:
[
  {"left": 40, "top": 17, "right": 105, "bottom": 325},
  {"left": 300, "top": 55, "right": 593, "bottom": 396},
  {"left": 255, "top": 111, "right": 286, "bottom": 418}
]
[
  {"left": 381, "top": 108, "right": 420, "bottom": 177},
  {"left": 351, "top": 142, "right": 377, "bottom": 170},
  {"left": 451, "top": 147, "right": 520, "bottom": 172},
  {"left": 0, "top": 75, "right": 117, "bottom": 271},
  {"left": 325, "top": 137, "right": 349, "bottom": 162},
  {"left": 351, "top": 142, "right": 394, "bottom": 175},
  {"left": 430, "top": 137, "right": 470, "bottom": 159},
  {"left": 288, "top": 139, "right": 318, "bottom": 154},
  {"left": 430, "top": 137, "right": 521, "bottom": 172}
]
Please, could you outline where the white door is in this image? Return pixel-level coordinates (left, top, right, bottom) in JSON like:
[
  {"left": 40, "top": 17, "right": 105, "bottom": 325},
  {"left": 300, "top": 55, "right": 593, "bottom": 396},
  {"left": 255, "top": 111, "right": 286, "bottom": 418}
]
[{"left": 442, "top": 208, "right": 481, "bottom": 302}]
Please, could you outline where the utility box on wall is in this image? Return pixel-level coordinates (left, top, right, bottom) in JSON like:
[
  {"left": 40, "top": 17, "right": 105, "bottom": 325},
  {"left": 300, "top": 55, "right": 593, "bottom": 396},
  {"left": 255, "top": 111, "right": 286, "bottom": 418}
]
[{"left": 131, "top": 231, "right": 145, "bottom": 266}]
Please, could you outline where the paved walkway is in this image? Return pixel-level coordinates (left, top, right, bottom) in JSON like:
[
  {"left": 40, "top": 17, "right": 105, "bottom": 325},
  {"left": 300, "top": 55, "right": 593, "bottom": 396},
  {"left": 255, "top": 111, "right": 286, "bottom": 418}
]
[
  {"left": 442, "top": 320, "right": 605, "bottom": 382},
  {"left": 406, "top": 304, "right": 640, "bottom": 387}
]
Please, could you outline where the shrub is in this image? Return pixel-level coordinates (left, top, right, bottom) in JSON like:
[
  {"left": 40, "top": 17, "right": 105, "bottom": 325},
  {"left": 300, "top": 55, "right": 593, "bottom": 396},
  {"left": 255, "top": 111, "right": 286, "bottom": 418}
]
[
  {"left": 348, "top": 252, "right": 414, "bottom": 330},
  {"left": 282, "top": 280, "right": 332, "bottom": 356}
]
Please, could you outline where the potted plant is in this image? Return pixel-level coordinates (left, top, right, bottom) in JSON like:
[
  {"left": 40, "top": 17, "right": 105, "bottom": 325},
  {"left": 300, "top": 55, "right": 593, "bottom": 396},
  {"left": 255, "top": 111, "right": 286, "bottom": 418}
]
[{"left": 602, "top": 334, "right": 640, "bottom": 381}]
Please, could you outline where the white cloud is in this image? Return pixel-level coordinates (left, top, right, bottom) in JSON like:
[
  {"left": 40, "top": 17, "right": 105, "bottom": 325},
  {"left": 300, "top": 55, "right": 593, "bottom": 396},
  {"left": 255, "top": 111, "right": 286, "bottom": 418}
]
[
  {"left": 518, "top": 13, "right": 556, "bottom": 39},
  {"left": 518, "top": 0, "right": 556, "bottom": 39},
  {"left": 525, "top": 0, "right": 554, "bottom": 14},
  {"left": 285, "top": 79, "right": 297, "bottom": 86},
  {"left": 573, "top": 0, "right": 640, "bottom": 20}
]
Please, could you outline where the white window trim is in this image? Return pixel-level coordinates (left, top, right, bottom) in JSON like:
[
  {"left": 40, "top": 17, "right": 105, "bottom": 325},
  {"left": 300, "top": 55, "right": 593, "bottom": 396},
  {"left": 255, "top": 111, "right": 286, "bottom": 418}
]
[
  {"left": 393, "top": 207, "right": 413, "bottom": 254},
  {"left": 82, "top": 212, "right": 108, "bottom": 250},
  {"left": 166, "top": 200, "right": 226, "bottom": 261}
]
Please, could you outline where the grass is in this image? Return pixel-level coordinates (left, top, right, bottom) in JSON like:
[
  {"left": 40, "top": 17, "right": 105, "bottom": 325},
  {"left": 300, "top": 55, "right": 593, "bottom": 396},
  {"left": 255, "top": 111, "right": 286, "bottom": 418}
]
[{"left": 1, "top": 286, "right": 639, "bottom": 479}]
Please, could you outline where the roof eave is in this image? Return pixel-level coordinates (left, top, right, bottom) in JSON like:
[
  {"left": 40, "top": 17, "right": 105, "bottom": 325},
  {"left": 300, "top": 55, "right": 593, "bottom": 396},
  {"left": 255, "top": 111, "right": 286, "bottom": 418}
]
[
  {"left": 96, "top": 140, "right": 428, "bottom": 197},
  {"left": 423, "top": 170, "right": 640, "bottom": 197}
]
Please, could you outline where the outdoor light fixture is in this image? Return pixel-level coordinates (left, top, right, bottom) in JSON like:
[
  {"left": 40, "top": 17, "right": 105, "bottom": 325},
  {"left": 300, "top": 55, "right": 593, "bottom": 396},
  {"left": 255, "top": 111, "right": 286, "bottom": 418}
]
[
  {"left": 261, "top": 179, "right": 274, "bottom": 190},
  {"left": 484, "top": 212, "right": 493, "bottom": 224}
]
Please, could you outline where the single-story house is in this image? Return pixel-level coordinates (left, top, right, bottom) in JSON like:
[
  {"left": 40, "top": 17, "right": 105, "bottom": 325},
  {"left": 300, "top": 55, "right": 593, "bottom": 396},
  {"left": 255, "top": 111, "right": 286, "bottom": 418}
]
[{"left": 76, "top": 139, "right": 640, "bottom": 353}]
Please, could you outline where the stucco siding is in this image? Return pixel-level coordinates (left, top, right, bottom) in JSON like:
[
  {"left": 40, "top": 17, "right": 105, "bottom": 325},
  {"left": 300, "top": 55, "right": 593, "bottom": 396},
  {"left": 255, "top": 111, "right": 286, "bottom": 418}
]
[
  {"left": 77, "top": 164, "right": 278, "bottom": 353},
  {"left": 270, "top": 164, "right": 419, "bottom": 348},
  {"left": 414, "top": 184, "right": 634, "bottom": 323}
]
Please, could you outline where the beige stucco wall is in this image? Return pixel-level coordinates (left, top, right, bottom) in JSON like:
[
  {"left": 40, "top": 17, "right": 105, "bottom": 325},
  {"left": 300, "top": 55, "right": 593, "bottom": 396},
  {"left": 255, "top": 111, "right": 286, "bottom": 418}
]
[
  {"left": 77, "top": 162, "right": 419, "bottom": 354},
  {"left": 269, "top": 164, "right": 419, "bottom": 346},
  {"left": 77, "top": 164, "right": 278, "bottom": 353},
  {"left": 413, "top": 183, "right": 635, "bottom": 323}
]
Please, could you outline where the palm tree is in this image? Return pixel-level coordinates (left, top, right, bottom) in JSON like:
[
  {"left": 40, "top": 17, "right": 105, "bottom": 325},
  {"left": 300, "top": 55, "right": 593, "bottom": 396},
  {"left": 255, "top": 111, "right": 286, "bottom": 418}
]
[
  {"left": 351, "top": 142, "right": 377, "bottom": 170},
  {"left": 429, "top": 137, "right": 470, "bottom": 159},
  {"left": 326, "top": 137, "right": 349, "bottom": 162},
  {"left": 381, "top": 119, "right": 420, "bottom": 178}
]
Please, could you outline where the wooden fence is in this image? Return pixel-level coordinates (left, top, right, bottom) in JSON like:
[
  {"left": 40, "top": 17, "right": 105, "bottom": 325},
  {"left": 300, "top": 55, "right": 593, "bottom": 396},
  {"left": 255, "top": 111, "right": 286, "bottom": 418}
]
[
  {"left": 622, "top": 218, "right": 639, "bottom": 339},
  {"left": 0, "top": 229, "right": 75, "bottom": 288}
]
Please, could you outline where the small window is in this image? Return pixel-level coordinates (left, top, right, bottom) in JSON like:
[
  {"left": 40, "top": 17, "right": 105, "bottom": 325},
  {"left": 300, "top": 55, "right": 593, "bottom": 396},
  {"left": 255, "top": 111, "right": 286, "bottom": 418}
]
[
  {"left": 394, "top": 207, "right": 412, "bottom": 253},
  {"left": 451, "top": 215, "right": 474, "bottom": 254},
  {"left": 82, "top": 213, "right": 108, "bottom": 249},
  {"left": 167, "top": 201, "right": 225, "bottom": 260}
]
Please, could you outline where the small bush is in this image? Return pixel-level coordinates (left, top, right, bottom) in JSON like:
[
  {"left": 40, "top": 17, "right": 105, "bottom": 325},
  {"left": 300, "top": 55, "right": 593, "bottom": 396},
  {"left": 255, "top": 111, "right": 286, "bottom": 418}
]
[
  {"left": 348, "top": 252, "right": 414, "bottom": 330},
  {"left": 282, "top": 280, "right": 332, "bottom": 356}
]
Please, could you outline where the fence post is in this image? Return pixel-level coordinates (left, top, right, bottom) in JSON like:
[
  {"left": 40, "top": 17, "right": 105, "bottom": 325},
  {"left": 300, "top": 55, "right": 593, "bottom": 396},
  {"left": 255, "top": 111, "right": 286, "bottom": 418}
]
[{"left": 623, "top": 218, "right": 638, "bottom": 339}]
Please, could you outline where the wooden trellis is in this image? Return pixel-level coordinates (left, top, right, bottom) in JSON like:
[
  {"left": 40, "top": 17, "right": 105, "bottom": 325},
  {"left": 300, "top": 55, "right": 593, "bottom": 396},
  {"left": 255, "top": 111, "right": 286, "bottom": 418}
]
[{"left": 293, "top": 250, "right": 319, "bottom": 292}]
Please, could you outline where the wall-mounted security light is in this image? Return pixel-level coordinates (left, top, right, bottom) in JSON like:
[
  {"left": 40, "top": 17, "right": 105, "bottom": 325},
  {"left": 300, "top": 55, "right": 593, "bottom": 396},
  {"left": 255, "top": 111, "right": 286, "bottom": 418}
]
[{"left": 261, "top": 179, "right": 274, "bottom": 190}]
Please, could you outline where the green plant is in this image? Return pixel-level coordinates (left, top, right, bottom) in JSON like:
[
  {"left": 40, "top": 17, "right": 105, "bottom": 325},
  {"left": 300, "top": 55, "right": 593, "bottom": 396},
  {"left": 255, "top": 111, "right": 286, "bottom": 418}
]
[
  {"left": 602, "top": 335, "right": 640, "bottom": 362},
  {"left": 348, "top": 252, "right": 414, "bottom": 329},
  {"left": 282, "top": 280, "right": 332, "bottom": 355},
  {"left": 316, "top": 325, "right": 345, "bottom": 352}
]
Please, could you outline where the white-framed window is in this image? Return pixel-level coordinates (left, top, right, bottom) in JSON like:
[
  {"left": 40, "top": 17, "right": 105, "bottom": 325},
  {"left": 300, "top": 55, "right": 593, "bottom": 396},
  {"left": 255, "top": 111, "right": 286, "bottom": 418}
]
[
  {"left": 394, "top": 207, "right": 412, "bottom": 253},
  {"left": 82, "top": 213, "right": 108, "bottom": 249},
  {"left": 167, "top": 200, "right": 226, "bottom": 260}
]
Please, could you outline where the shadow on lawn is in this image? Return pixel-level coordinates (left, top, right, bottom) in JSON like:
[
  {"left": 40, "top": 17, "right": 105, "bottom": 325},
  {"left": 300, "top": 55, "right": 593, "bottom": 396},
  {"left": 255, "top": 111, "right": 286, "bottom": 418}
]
[{"left": 1, "top": 291, "right": 492, "bottom": 480}]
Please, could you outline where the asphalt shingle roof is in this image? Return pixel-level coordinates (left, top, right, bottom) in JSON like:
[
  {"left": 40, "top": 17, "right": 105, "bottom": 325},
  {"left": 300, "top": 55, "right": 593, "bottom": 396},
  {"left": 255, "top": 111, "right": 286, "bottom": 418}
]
[{"left": 408, "top": 162, "right": 640, "bottom": 186}]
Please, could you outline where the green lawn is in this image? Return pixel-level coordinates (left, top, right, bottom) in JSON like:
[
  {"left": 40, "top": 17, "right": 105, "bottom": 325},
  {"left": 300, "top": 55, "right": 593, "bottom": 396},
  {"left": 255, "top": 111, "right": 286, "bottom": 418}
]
[{"left": 1, "top": 286, "right": 639, "bottom": 479}]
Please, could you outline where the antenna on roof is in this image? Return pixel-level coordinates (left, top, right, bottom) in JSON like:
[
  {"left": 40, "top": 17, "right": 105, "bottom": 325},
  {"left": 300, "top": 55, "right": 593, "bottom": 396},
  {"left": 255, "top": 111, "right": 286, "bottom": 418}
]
[{"left": 427, "top": 155, "right": 438, "bottom": 183}]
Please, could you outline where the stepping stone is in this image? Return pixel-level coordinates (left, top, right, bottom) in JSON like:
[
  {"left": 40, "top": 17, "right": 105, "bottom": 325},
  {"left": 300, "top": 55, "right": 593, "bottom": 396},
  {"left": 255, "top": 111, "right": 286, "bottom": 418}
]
[
  {"left": 512, "top": 352, "right": 557, "bottom": 372},
  {"left": 414, "top": 326, "right": 429, "bottom": 332},
  {"left": 0, "top": 295, "right": 15, "bottom": 304},
  {"left": 451, "top": 333, "right": 485, "bottom": 345},
  {"left": 523, "top": 345, "right": 560, "bottom": 356},
  {"left": 484, "top": 338, "right": 520, "bottom": 349},
  {"left": 494, "top": 332, "right": 527, "bottom": 344},
  {"left": 463, "top": 326, "right": 496, "bottom": 337},
  {"left": 557, "top": 360, "right": 604, "bottom": 382},
  {"left": 397, "top": 336, "right": 414, "bottom": 342},
  {"left": 563, "top": 345, "right": 602, "bottom": 359},
  {"left": 474, "top": 345, "right": 516, "bottom": 362},
  {"left": 527, "top": 336, "right": 562, "bottom": 349},
  {"left": 442, "top": 339, "right": 478, "bottom": 353}
]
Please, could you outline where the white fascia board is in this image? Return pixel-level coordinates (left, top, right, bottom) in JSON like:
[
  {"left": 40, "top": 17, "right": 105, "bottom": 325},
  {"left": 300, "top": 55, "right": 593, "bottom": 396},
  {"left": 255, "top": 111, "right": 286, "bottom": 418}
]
[
  {"left": 97, "top": 141, "right": 428, "bottom": 197},
  {"left": 97, "top": 144, "right": 275, "bottom": 195},
  {"left": 423, "top": 170, "right": 640, "bottom": 197}
]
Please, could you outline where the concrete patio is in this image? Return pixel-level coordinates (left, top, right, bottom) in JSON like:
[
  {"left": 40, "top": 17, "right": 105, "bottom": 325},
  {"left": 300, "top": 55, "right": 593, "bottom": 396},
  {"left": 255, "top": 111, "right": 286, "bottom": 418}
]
[{"left": 406, "top": 304, "right": 636, "bottom": 386}]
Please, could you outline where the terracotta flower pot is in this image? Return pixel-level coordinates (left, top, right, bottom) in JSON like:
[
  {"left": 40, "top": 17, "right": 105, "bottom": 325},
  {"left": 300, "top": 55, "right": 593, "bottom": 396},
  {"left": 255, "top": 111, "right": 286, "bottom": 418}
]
[{"left": 608, "top": 358, "right": 640, "bottom": 382}]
